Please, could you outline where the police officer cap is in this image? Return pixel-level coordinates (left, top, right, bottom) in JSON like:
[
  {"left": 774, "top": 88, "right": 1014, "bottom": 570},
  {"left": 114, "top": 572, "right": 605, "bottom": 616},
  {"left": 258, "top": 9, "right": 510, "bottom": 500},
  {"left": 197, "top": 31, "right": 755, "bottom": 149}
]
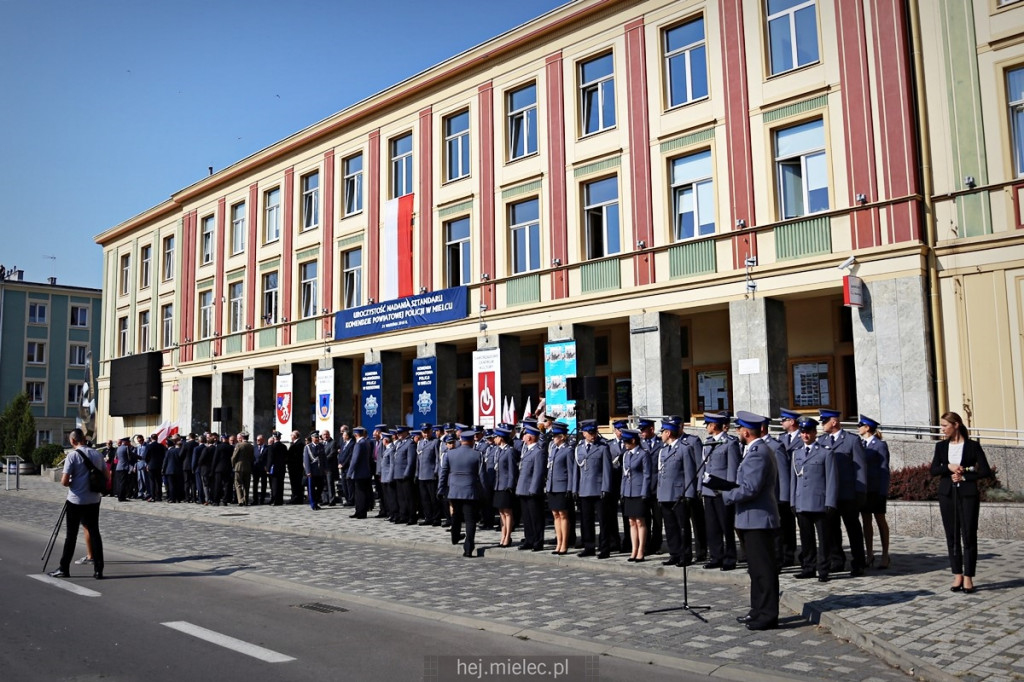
[
  {"left": 779, "top": 408, "right": 800, "bottom": 421},
  {"left": 420, "top": 422, "right": 433, "bottom": 432},
  {"left": 637, "top": 418, "right": 655, "bottom": 429},
  {"left": 660, "top": 420, "right": 680, "bottom": 433},
  {"left": 455, "top": 422, "right": 469, "bottom": 431},
  {"left": 735, "top": 411, "right": 767, "bottom": 430},
  {"left": 858, "top": 414, "right": 880, "bottom": 429},
  {"left": 352, "top": 426, "right": 366, "bottom": 435},
  {"left": 309, "top": 430, "right": 320, "bottom": 438},
  {"left": 522, "top": 424, "right": 541, "bottom": 437},
  {"left": 611, "top": 419, "right": 628, "bottom": 430},
  {"left": 459, "top": 430, "right": 476, "bottom": 441},
  {"left": 663, "top": 415, "right": 684, "bottom": 425},
  {"left": 493, "top": 426, "right": 512, "bottom": 439},
  {"left": 394, "top": 425, "right": 411, "bottom": 433},
  {"left": 819, "top": 408, "right": 841, "bottom": 421},
  {"left": 443, "top": 434, "right": 457, "bottom": 444},
  {"left": 620, "top": 429, "right": 640, "bottom": 442},
  {"left": 550, "top": 422, "right": 569, "bottom": 435},
  {"left": 221, "top": 432, "right": 231, "bottom": 439},
  {"left": 521, "top": 417, "right": 538, "bottom": 425},
  {"left": 578, "top": 420, "right": 598, "bottom": 433},
  {"left": 374, "top": 423, "right": 388, "bottom": 432},
  {"left": 382, "top": 431, "right": 393, "bottom": 440},
  {"left": 703, "top": 412, "right": 728, "bottom": 425},
  {"left": 797, "top": 417, "right": 819, "bottom": 431},
  {"left": 443, "top": 422, "right": 456, "bottom": 431}
]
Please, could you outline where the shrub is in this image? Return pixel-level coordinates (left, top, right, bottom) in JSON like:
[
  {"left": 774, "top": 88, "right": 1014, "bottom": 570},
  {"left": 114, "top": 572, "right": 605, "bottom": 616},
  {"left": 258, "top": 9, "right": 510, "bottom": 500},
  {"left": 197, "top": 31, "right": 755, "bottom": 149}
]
[
  {"left": 31, "top": 444, "right": 66, "bottom": 468},
  {"left": 889, "top": 463, "right": 1002, "bottom": 502}
]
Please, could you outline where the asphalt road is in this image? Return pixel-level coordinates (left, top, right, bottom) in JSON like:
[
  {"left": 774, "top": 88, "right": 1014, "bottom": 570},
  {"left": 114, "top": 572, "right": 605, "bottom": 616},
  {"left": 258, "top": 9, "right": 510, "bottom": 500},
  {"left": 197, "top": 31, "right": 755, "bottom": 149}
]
[{"left": 0, "top": 523, "right": 703, "bottom": 682}]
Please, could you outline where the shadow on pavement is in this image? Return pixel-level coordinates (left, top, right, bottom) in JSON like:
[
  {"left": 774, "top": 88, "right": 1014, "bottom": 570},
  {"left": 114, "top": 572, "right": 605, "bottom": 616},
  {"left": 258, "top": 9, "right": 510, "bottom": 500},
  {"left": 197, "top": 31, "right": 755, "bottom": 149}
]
[{"left": 800, "top": 589, "right": 932, "bottom": 623}]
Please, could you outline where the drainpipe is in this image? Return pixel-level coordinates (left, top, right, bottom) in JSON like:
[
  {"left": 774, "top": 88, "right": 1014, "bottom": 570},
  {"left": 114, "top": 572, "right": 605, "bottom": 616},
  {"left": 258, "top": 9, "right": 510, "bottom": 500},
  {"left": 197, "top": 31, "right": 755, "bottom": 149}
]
[{"left": 908, "top": 0, "right": 947, "bottom": 417}]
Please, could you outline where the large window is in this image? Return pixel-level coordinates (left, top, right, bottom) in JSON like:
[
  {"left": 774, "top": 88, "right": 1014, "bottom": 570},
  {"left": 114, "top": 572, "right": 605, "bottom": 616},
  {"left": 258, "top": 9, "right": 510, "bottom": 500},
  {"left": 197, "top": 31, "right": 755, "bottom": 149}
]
[
  {"left": 343, "top": 154, "right": 363, "bottom": 216},
  {"left": 199, "top": 290, "right": 214, "bottom": 340},
  {"left": 161, "top": 304, "right": 174, "bottom": 349},
  {"left": 342, "top": 248, "right": 362, "bottom": 309},
  {"left": 67, "top": 383, "right": 84, "bottom": 406},
  {"left": 1009, "top": 66, "right": 1024, "bottom": 176},
  {"left": 69, "top": 344, "right": 88, "bottom": 366},
  {"left": 444, "top": 110, "right": 471, "bottom": 182},
  {"left": 70, "top": 305, "right": 89, "bottom": 327},
  {"left": 117, "top": 316, "right": 129, "bottom": 356},
  {"left": 583, "top": 177, "right": 621, "bottom": 259},
  {"left": 138, "top": 310, "right": 150, "bottom": 352},
  {"left": 27, "top": 341, "right": 45, "bottom": 364},
  {"left": 264, "top": 187, "right": 281, "bottom": 243},
  {"left": 200, "top": 215, "right": 215, "bottom": 265},
  {"left": 120, "top": 254, "right": 131, "bottom": 294},
  {"left": 671, "top": 150, "right": 715, "bottom": 240},
  {"left": 262, "top": 272, "right": 279, "bottom": 325},
  {"left": 140, "top": 245, "right": 152, "bottom": 288},
  {"left": 29, "top": 302, "right": 47, "bottom": 324},
  {"left": 444, "top": 217, "right": 472, "bottom": 287},
  {"left": 231, "top": 201, "right": 246, "bottom": 254},
  {"left": 300, "top": 261, "right": 318, "bottom": 319},
  {"left": 162, "top": 235, "right": 175, "bottom": 280},
  {"left": 580, "top": 53, "right": 616, "bottom": 135},
  {"left": 301, "top": 172, "right": 319, "bottom": 230},
  {"left": 509, "top": 198, "right": 540, "bottom": 274},
  {"left": 767, "top": 0, "right": 819, "bottom": 75},
  {"left": 507, "top": 84, "right": 537, "bottom": 160},
  {"left": 391, "top": 133, "right": 413, "bottom": 198},
  {"left": 665, "top": 17, "right": 708, "bottom": 108},
  {"left": 26, "top": 381, "right": 44, "bottom": 404},
  {"left": 775, "top": 119, "right": 828, "bottom": 219},
  {"left": 228, "top": 281, "right": 244, "bottom": 332}
]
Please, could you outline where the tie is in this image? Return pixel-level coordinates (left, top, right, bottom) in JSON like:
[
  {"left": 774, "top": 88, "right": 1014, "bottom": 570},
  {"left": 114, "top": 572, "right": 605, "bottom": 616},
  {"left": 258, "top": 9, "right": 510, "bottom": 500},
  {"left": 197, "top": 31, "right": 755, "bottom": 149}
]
[
  {"left": 831, "top": 435, "right": 836, "bottom": 446},
  {"left": 586, "top": 443, "right": 591, "bottom": 453}
]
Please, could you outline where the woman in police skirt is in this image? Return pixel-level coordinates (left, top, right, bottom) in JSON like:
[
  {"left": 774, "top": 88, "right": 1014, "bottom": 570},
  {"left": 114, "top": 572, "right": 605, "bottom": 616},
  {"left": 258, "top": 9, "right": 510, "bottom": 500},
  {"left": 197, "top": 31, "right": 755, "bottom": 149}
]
[
  {"left": 491, "top": 426, "right": 518, "bottom": 548},
  {"left": 619, "top": 429, "right": 651, "bottom": 562},
  {"left": 546, "top": 422, "right": 573, "bottom": 555},
  {"left": 858, "top": 415, "right": 891, "bottom": 569}
]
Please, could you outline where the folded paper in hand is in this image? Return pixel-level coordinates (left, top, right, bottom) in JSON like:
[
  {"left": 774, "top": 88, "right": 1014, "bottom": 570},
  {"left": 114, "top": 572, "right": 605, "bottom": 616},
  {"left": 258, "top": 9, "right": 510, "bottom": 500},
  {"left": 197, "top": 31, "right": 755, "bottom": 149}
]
[{"left": 702, "top": 472, "right": 738, "bottom": 491}]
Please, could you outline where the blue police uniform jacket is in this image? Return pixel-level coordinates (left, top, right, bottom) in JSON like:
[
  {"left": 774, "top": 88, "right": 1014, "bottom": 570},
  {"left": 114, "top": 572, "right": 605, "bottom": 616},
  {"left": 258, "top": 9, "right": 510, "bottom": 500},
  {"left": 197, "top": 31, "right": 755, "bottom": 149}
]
[
  {"left": 790, "top": 441, "right": 838, "bottom": 513},
  {"left": 438, "top": 444, "right": 486, "bottom": 501},
  {"left": 656, "top": 438, "right": 696, "bottom": 504},
  {"left": 416, "top": 438, "right": 439, "bottom": 480},
  {"left": 817, "top": 429, "right": 867, "bottom": 500},
  {"left": 764, "top": 437, "right": 792, "bottom": 504},
  {"left": 722, "top": 438, "right": 779, "bottom": 530},
  {"left": 115, "top": 444, "right": 133, "bottom": 471},
  {"left": 515, "top": 443, "right": 546, "bottom": 496},
  {"left": 863, "top": 437, "right": 890, "bottom": 497},
  {"left": 699, "top": 434, "right": 741, "bottom": 497},
  {"left": 379, "top": 444, "right": 395, "bottom": 483},
  {"left": 572, "top": 440, "right": 612, "bottom": 497},
  {"left": 347, "top": 438, "right": 373, "bottom": 480},
  {"left": 545, "top": 442, "right": 572, "bottom": 493},
  {"left": 303, "top": 443, "right": 324, "bottom": 477},
  {"left": 393, "top": 438, "right": 415, "bottom": 480},
  {"left": 620, "top": 446, "right": 651, "bottom": 499},
  {"left": 480, "top": 443, "right": 498, "bottom": 489},
  {"left": 494, "top": 444, "right": 518, "bottom": 492}
]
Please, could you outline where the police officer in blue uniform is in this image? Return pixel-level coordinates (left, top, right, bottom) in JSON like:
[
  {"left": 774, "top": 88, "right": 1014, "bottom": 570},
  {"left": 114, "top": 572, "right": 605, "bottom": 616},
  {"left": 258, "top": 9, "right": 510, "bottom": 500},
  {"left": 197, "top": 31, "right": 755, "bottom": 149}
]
[
  {"left": 656, "top": 419, "right": 697, "bottom": 567},
  {"left": 766, "top": 412, "right": 796, "bottom": 568},
  {"left": 347, "top": 426, "right": 374, "bottom": 518},
  {"left": 491, "top": 426, "right": 518, "bottom": 547},
  {"left": 572, "top": 420, "right": 613, "bottom": 558},
  {"left": 818, "top": 409, "right": 867, "bottom": 576},
  {"left": 620, "top": 429, "right": 651, "bottom": 562},
  {"left": 516, "top": 424, "right": 547, "bottom": 551},
  {"left": 638, "top": 418, "right": 663, "bottom": 554},
  {"left": 416, "top": 423, "right": 441, "bottom": 526},
  {"left": 379, "top": 431, "right": 397, "bottom": 521},
  {"left": 607, "top": 419, "right": 629, "bottom": 553},
  {"left": 671, "top": 416, "right": 708, "bottom": 562},
  {"left": 701, "top": 412, "right": 741, "bottom": 570},
  {"left": 478, "top": 430, "right": 498, "bottom": 531},
  {"left": 717, "top": 411, "right": 780, "bottom": 630},
  {"left": 438, "top": 430, "right": 487, "bottom": 557},
  {"left": 858, "top": 415, "right": 891, "bottom": 569},
  {"left": 790, "top": 417, "right": 837, "bottom": 581},
  {"left": 392, "top": 425, "right": 416, "bottom": 524},
  {"left": 545, "top": 421, "right": 573, "bottom": 555}
]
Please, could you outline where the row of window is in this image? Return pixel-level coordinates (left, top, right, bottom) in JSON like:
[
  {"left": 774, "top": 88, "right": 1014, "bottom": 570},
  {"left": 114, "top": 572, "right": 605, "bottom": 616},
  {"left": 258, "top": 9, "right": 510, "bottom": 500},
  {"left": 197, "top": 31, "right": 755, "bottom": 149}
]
[
  {"left": 24, "top": 380, "right": 88, "bottom": 407},
  {"left": 25, "top": 342, "right": 90, "bottom": 366},
  {"left": 27, "top": 302, "right": 90, "bottom": 327}
]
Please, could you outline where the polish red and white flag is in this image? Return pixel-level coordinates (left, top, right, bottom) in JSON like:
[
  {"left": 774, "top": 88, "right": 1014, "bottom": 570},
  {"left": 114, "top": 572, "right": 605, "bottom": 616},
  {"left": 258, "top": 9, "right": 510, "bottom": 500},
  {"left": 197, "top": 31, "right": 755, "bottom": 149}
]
[{"left": 381, "top": 194, "right": 415, "bottom": 301}]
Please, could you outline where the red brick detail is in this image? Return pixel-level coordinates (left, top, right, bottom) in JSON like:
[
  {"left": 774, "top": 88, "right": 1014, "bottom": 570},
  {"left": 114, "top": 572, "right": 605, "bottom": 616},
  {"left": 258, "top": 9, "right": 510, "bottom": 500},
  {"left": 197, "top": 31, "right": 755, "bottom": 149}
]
[
  {"left": 545, "top": 52, "right": 569, "bottom": 299},
  {"left": 323, "top": 150, "right": 336, "bottom": 337},
  {"left": 282, "top": 167, "right": 294, "bottom": 345},
  {"left": 246, "top": 183, "right": 259, "bottom": 351},
  {"left": 214, "top": 197, "right": 226, "bottom": 357},
  {"left": 625, "top": 18, "right": 655, "bottom": 286},
  {"left": 418, "top": 108, "right": 433, "bottom": 290},
  {"left": 478, "top": 82, "right": 496, "bottom": 310},
  {"left": 367, "top": 130, "right": 381, "bottom": 302}
]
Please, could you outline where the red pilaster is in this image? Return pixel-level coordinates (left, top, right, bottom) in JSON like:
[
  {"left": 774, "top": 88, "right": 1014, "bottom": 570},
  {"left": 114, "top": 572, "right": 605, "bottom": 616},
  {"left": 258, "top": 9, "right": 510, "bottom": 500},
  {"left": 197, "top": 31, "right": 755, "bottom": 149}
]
[
  {"left": 214, "top": 197, "right": 226, "bottom": 357},
  {"left": 367, "top": 129, "right": 381, "bottom": 302},
  {"left": 181, "top": 211, "right": 196, "bottom": 361},
  {"left": 870, "top": 0, "right": 920, "bottom": 243},
  {"left": 322, "top": 150, "right": 336, "bottom": 338},
  {"left": 625, "top": 18, "right": 655, "bottom": 286},
  {"left": 246, "top": 183, "right": 258, "bottom": 351},
  {"left": 478, "top": 82, "right": 496, "bottom": 309},
  {"left": 281, "top": 167, "right": 294, "bottom": 345},
  {"left": 418, "top": 108, "right": 434, "bottom": 291},
  {"left": 545, "top": 52, "right": 569, "bottom": 299},
  {"left": 719, "top": 0, "right": 758, "bottom": 269}
]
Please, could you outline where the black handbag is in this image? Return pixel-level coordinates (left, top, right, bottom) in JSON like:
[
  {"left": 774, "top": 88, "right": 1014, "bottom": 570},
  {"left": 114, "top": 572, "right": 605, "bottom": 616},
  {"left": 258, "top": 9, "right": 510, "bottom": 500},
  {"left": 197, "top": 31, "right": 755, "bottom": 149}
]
[{"left": 77, "top": 448, "right": 107, "bottom": 493}]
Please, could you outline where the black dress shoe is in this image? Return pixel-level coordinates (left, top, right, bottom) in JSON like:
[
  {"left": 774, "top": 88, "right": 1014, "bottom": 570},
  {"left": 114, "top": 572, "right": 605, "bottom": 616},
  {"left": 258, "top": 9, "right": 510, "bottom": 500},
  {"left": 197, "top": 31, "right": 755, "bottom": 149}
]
[
  {"left": 703, "top": 561, "right": 722, "bottom": 569},
  {"left": 517, "top": 544, "right": 532, "bottom": 551},
  {"left": 720, "top": 564, "right": 736, "bottom": 571},
  {"left": 849, "top": 567, "right": 865, "bottom": 578},
  {"left": 746, "top": 619, "right": 778, "bottom": 631},
  {"left": 597, "top": 552, "right": 610, "bottom": 559},
  {"left": 818, "top": 576, "right": 830, "bottom": 582},
  {"left": 578, "top": 549, "right": 596, "bottom": 557},
  {"left": 633, "top": 557, "right": 646, "bottom": 563},
  {"left": 963, "top": 586, "right": 977, "bottom": 594},
  {"left": 662, "top": 558, "right": 679, "bottom": 566},
  {"left": 794, "top": 571, "right": 816, "bottom": 579},
  {"left": 462, "top": 550, "right": 475, "bottom": 558},
  {"left": 736, "top": 615, "right": 752, "bottom": 623},
  {"left": 451, "top": 532, "right": 466, "bottom": 545},
  {"left": 93, "top": 571, "right": 104, "bottom": 580},
  {"left": 48, "top": 569, "right": 70, "bottom": 578},
  {"left": 950, "top": 584, "right": 964, "bottom": 592}
]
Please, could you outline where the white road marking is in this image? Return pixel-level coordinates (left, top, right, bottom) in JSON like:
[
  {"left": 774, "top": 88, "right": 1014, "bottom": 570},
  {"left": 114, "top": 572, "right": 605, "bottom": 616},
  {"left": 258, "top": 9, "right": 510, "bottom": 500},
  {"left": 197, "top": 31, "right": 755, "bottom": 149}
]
[
  {"left": 161, "top": 621, "right": 295, "bottom": 663},
  {"left": 28, "top": 573, "right": 101, "bottom": 597}
]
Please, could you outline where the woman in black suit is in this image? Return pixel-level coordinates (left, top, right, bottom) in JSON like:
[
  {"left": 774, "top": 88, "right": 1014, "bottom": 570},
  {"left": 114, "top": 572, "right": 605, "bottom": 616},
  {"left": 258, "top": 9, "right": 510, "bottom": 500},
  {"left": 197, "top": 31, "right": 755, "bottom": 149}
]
[{"left": 930, "top": 411, "right": 991, "bottom": 593}]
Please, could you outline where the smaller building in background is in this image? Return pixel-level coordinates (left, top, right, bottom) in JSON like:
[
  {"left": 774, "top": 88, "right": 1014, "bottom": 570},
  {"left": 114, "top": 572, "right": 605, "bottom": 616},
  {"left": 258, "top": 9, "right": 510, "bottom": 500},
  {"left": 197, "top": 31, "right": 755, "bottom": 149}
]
[{"left": 0, "top": 268, "right": 102, "bottom": 446}]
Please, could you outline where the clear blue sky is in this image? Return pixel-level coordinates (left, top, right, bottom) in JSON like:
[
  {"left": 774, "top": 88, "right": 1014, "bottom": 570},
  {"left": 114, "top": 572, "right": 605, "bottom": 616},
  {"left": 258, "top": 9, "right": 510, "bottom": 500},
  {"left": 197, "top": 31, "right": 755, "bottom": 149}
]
[{"left": 0, "top": 0, "right": 566, "bottom": 289}]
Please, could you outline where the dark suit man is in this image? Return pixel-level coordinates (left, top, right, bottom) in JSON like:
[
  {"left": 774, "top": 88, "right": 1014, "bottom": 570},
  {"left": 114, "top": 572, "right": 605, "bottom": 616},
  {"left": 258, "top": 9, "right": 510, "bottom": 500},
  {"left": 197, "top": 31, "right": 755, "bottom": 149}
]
[
  {"left": 287, "top": 432, "right": 306, "bottom": 505},
  {"left": 212, "top": 434, "right": 234, "bottom": 505},
  {"left": 438, "top": 432, "right": 487, "bottom": 557},
  {"left": 347, "top": 427, "right": 374, "bottom": 518},
  {"left": 252, "top": 435, "right": 269, "bottom": 505},
  {"left": 145, "top": 435, "right": 166, "bottom": 501},
  {"left": 162, "top": 437, "right": 184, "bottom": 502}
]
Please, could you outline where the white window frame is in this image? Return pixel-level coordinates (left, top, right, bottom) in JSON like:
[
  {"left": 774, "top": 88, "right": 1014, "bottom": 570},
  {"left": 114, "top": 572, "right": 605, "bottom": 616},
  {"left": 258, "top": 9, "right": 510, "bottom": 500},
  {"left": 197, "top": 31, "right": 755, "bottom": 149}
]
[
  {"left": 444, "top": 110, "right": 471, "bottom": 182},
  {"left": 26, "top": 381, "right": 45, "bottom": 404},
  {"left": 29, "top": 302, "right": 47, "bottom": 324},
  {"left": 36, "top": 430, "right": 52, "bottom": 447},
  {"left": 231, "top": 201, "right": 246, "bottom": 254},
  {"left": 299, "top": 261, "right": 318, "bottom": 319},
  {"left": 509, "top": 198, "right": 541, "bottom": 274},
  {"left": 67, "top": 382, "right": 84, "bottom": 406},
  {"left": 120, "top": 254, "right": 131, "bottom": 295},
  {"left": 391, "top": 133, "right": 414, "bottom": 198},
  {"left": 161, "top": 304, "right": 174, "bottom": 349},
  {"left": 774, "top": 119, "right": 828, "bottom": 220},
  {"left": 301, "top": 171, "right": 320, "bottom": 231},
  {"left": 27, "top": 341, "right": 46, "bottom": 364},
  {"left": 343, "top": 154, "right": 363, "bottom": 216},
  {"left": 342, "top": 249, "right": 362, "bottom": 309},
  {"left": 199, "top": 290, "right": 214, "bottom": 340},
  {"left": 766, "top": 0, "right": 819, "bottom": 76},
  {"left": 70, "top": 305, "right": 89, "bottom": 328},
  {"left": 664, "top": 17, "right": 708, "bottom": 109},
  {"left": 1008, "top": 66, "right": 1024, "bottom": 176},
  {"left": 69, "top": 344, "right": 88, "bottom": 366},
  {"left": 671, "top": 150, "right": 715, "bottom": 240},
  {"left": 264, "top": 187, "right": 281, "bottom": 243},
  {"left": 583, "top": 176, "right": 621, "bottom": 259},
  {"left": 579, "top": 53, "right": 616, "bottom": 136},
  {"left": 117, "top": 316, "right": 129, "bottom": 356},
  {"left": 138, "top": 310, "right": 151, "bottom": 352},
  {"left": 228, "top": 281, "right": 244, "bottom": 333},
  {"left": 507, "top": 83, "right": 538, "bottom": 161},
  {"left": 200, "top": 215, "right": 215, "bottom": 265},
  {"left": 140, "top": 244, "right": 152, "bottom": 289},
  {"left": 444, "top": 217, "right": 472, "bottom": 288},
  {"left": 262, "top": 272, "right": 279, "bottom": 325},
  {"left": 162, "top": 235, "right": 175, "bottom": 281}
]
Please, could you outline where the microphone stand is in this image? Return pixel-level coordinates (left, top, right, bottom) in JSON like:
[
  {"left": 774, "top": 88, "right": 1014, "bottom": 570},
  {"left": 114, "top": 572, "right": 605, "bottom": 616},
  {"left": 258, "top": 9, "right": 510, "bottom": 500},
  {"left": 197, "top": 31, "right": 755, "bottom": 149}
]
[{"left": 644, "top": 439, "right": 713, "bottom": 623}]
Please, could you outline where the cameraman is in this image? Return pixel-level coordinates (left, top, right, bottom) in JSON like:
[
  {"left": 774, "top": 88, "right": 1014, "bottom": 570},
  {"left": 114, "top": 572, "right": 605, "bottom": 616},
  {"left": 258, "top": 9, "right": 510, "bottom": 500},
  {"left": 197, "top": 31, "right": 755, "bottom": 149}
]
[{"left": 50, "top": 428, "right": 108, "bottom": 580}]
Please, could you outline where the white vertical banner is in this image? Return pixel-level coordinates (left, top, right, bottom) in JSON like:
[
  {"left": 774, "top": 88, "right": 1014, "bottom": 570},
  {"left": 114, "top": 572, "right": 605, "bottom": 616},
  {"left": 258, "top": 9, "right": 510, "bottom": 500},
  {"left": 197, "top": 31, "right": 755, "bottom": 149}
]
[
  {"left": 472, "top": 348, "right": 502, "bottom": 429},
  {"left": 275, "top": 373, "right": 293, "bottom": 437},
  {"left": 316, "top": 368, "right": 335, "bottom": 433}
]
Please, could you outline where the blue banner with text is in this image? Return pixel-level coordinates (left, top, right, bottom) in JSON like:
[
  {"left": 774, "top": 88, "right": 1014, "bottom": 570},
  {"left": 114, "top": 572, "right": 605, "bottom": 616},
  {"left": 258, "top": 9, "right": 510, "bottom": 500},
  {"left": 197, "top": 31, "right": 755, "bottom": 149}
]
[
  {"left": 412, "top": 356, "right": 437, "bottom": 428},
  {"left": 335, "top": 287, "right": 468, "bottom": 340},
  {"left": 361, "top": 363, "right": 383, "bottom": 428}
]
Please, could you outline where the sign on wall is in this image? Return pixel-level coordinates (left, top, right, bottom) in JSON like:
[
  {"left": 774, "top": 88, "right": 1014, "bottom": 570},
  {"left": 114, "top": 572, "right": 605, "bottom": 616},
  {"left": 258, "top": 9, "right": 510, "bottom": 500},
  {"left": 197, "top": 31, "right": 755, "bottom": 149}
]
[
  {"left": 361, "top": 363, "right": 383, "bottom": 429},
  {"left": 472, "top": 349, "right": 501, "bottom": 429},
  {"left": 544, "top": 341, "right": 577, "bottom": 433},
  {"left": 275, "top": 373, "right": 293, "bottom": 436},
  {"left": 412, "top": 356, "right": 437, "bottom": 427},
  {"left": 316, "top": 368, "right": 334, "bottom": 433},
  {"left": 334, "top": 286, "right": 468, "bottom": 340},
  {"left": 843, "top": 275, "right": 864, "bottom": 308}
]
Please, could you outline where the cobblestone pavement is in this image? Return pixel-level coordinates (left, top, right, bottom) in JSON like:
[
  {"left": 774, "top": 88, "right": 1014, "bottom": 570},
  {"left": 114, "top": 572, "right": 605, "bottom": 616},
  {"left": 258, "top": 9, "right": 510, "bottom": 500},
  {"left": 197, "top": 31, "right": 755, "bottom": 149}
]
[{"left": 5, "top": 478, "right": 1018, "bottom": 681}]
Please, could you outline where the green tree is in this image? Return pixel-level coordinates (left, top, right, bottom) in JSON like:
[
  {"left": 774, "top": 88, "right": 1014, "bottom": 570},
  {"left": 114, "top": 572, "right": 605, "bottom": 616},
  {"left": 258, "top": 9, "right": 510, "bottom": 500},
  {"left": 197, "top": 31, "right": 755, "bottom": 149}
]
[{"left": 0, "top": 393, "right": 37, "bottom": 460}]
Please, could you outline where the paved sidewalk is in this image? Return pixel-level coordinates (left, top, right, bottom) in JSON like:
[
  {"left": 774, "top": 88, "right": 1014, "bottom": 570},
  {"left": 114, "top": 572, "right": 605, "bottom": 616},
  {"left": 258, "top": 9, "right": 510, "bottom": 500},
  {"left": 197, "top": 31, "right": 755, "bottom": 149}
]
[{"left": 5, "top": 477, "right": 1021, "bottom": 681}]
